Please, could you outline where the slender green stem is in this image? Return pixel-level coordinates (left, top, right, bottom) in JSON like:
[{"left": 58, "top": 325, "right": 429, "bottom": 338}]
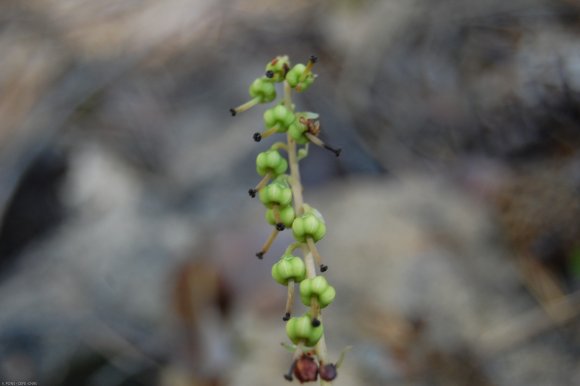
[
  {"left": 284, "top": 242, "right": 302, "bottom": 256},
  {"left": 284, "top": 81, "right": 293, "bottom": 112},
  {"left": 271, "top": 142, "right": 289, "bottom": 152},
  {"left": 284, "top": 80, "right": 331, "bottom": 385}
]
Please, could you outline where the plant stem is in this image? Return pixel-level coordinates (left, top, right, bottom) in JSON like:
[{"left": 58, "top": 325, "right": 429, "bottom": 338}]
[{"left": 284, "top": 80, "right": 331, "bottom": 386}]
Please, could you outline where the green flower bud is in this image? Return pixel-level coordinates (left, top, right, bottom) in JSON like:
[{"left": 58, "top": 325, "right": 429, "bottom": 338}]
[
  {"left": 263, "top": 105, "right": 295, "bottom": 132},
  {"left": 286, "top": 64, "right": 315, "bottom": 92},
  {"left": 292, "top": 209, "right": 326, "bottom": 242},
  {"left": 272, "top": 254, "right": 306, "bottom": 285},
  {"left": 288, "top": 114, "right": 309, "bottom": 144},
  {"left": 259, "top": 177, "right": 292, "bottom": 208},
  {"left": 286, "top": 314, "right": 324, "bottom": 347},
  {"left": 265, "top": 55, "right": 290, "bottom": 83},
  {"left": 265, "top": 205, "right": 295, "bottom": 228},
  {"left": 249, "top": 77, "right": 276, "bottom": 103},
  {"left": 256, "top": 149, "right": 288, "bottom": 177},
  {"left": 300, "top": 276, "right": 336, "bottom": 308}
]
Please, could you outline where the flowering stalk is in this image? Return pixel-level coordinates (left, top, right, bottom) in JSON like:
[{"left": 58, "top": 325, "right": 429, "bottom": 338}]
[{"left": 231, "top": 55, "right": 344, "bottom": 384}]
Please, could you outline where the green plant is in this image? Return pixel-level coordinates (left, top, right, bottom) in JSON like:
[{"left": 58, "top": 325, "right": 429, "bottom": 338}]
[{"left": 231, "top": 55, "right": 347, "bottom": 384}]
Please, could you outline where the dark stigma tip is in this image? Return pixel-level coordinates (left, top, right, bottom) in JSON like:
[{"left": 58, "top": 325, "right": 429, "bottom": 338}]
[
  {"left": 324, "top": 144, "right": 341, "bottom": 157},
  {"left": 283, "top": 312, "right": 291, "bottom": 321},
  {"left": 320, "top": 264, "right": 328, "bottom": 272},
  {"left": 266, "top": 70, "right": 274, "bottom": 78},
  {"left": 229, "top": 108, "right": 236, "bottom": 116},
  {"left": 256, "top": 252, "right": 264, "bottom": 259},
  {"left": 312, "top": 318, "right": 321, "bottom": 327},
  {"left": 276, "top": 223, "right": 285, "bottom": 231},
  {"left": 253, "top": 133, "right": 262, "bottom": 142},
  {"left": 248, "top": 189, "right": 257, "bottom": 198},
  {"left": 310, "top": 55, "right": 318, "bottom": 63}
]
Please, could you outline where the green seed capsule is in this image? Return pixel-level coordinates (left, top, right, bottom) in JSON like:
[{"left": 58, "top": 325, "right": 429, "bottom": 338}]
[
  {"left": 292, "top": 209, "right": 326, "bottom": 242},
  {"left": 259, "top": 177, "right": 293, "bottom": 208},
  {"left": 286, "top": 64, "right": 315, "bottom": 92},
  {"left": 263, "top": 105, "right": 295, "bottom": 132},
  {"left": 265, "top": 205, "right": 295, "bottom": 228},
  {"left": 249, "top": 77, "right": 276, "bottom": 103},
  {"left": 256, "top": 150, "right": 288, "bottom": 177},
  {"left": 265, "top": 55, "right": 290, "bottom": 83},
  {"left": 285, "top": 314, "right": 324, "bottom": 347},
  {"left": 288, "top": 114, "right": 310, "bottom": 144},
  {"left": 272, "top": 254, "right": 306, "bottom": 285},
  {"left": 300, "top": 276, "right": 336, "bottom": 308}
]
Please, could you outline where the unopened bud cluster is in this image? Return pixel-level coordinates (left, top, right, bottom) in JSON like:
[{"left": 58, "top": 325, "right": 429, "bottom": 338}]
[{"left": 231, "top": 55, "right": 343, "bottom": 383}]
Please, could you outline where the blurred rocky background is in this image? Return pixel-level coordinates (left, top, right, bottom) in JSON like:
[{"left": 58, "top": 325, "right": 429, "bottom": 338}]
[{"left": 0, "top": 0, "right": 579, "bottom": 385}]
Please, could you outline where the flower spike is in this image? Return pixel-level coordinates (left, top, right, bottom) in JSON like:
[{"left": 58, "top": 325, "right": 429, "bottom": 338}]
[{"left": 236, "top": 55, "right": 344, "bottom": 380}]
